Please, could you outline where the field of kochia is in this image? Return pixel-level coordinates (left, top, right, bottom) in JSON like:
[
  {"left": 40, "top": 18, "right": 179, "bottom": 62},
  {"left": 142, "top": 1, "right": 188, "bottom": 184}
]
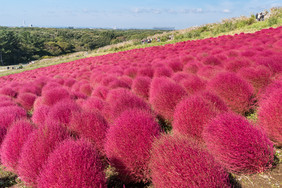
[{"left": 0, "top": 26, "right": 281, "bottom": 187}]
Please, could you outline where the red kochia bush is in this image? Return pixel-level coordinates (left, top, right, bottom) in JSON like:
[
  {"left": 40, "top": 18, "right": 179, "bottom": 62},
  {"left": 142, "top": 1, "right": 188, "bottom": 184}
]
[
  {"left": 31, "top": 105, "right": 50, "bottom": 126},
  {"left": 105, "top": 109, "right": 160, "bottom": 183},
  {"left": 203, "top": 112, "right": 274, "bottom": 174},
  {"left": 153, "top": 66, "right": 173, "bottom": 77},
  {"left": 37, "top": 139, "right": 106, "bottom": 188},
  {"left": 16, "top": 92, "right": 37, "bottom": 111},
  {"left": 173, "top": 92, "right": 228, "bottom": 141},
  {"left": 149, "top": 77, "right": 187, "bottom": 122},
  {"left": 131, "top": 76, "right": 151, "bottom": 100},
  {"left": 44, "top": 99, "right": 80, "bottom": 128},
  {"left": 0, "top": 120, "right": 34, "bottom": 173},
  {"left": 91, "top": 85, "right": 109, "bottom": 100},
  {"left": 106, "top": 88, "right": 151, "bottom": 122},
  {"left": 238, "top": 66, "right": 271, "bottom": 94},
  {"left": 258, "top": 88, "right": 282, "bottom": 146},
  {"left": 180, "top": 75, "right": 206, "bottom": 95},
  {"left": 70, "top": 110, "right": 108, "bottom": 155},
  {"left": 82, "top": 96, "right": 106, "bottom": 112},
  {"left": 208, "top": 72, "right": 254, "bottom": 114},
  {"left": 41, "top": 87, "right": 70, "bottom": 106},
  {"left": 149, "top": 135, "right": 230, "bottom": 188},
  {"left": 18, "top": 123, "right": 71, "bottom": 187},
  {"left": 0, "top": 106, "right": 27, "bottom": 129},
  {"left": 0, "top": 87, "right": 17, "bottom": 98}
]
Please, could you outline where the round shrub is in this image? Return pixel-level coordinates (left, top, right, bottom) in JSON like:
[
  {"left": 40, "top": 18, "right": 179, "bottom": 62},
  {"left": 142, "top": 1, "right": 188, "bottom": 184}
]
[
  {"left": 82, "top": 96, "right": 106, "bottom": 112},
  {"left": 183, "top": 63, "right": 199, "bottom": 74},
  {"left": 31, "top": 105, "right": 50, "bottom": 127},
  {"left": 173, "top": 92, "right": 227, "bottom": 140},
  {"left": 44, "top": 99, "right": 80, "bottom": 128},
  {"left": 137, "top": 67, "right": 154, "bottom": 78},
  {"left": 37, "top": 139, "right": 106, "bottom": 188},
  {"left": 208, "top": 72, "right": 254, "bottom": 114},
  {"left": 79, "top": 83, "right": 92, "bottom": 96},
  {"left": 91, "top": 85, "right": 109, "bottom": 100},
  {"left": 70, "top": 110, "right": 108, "bottom": 155},
  {"left": 0, "top": 120, "right": 34, "bottom": 173},
  {"left": 180, "top": 75, "right": 206, "bottom": 95},
  {"left": 149, "top": 77, "right": 187, "bottom": 122},
  {"left": 17, "top": 123, "right": 71, "bottom": 187},
  {"left": 0, "top": 106, "right": 27, "bottom": 129},
  {"left": 167, "top": 59, "right": 183, "bottom": 72},
  {"left": 106, "top": 88, "right": 151, "bottom": 122},
  {"left": 153, "top": 66, "right": 173, "bottom": 77},
  {"left": 258, "top": 88, "right": 282, "bottom": 146},
  {"left": 108, "top": 79, "right": 131, "bottom": 90},
  {"left": 131, "top": 76, "right": 151, "bottom": 100},
  {"left": 238, "top": 66, "right": 271, "bottom": 94},
  {"left": 41, "top": 87, "right": 70, "bottom": 106},
  {"left": 0, "top": 87, "right": 17, "bottom": 98},
  {"left": 149, "top": 134, "right": 230, "bottom": 188},
  {"left": 0, "top": 100, "right": 17, "bottom": 108},
  {"left": 105, "top": 109, "right": 160, "bottom": 183},
  {"left": 202, "top": 56, "right": 222, "bottom": 66},
  {"left": 259, "top": 80, "right": 282, "bottom": 103},
  {"left": 16, "top": 92, "right": 37, "bottom": 111},
  {"left": 203, "top": 112, "right": 274, "bottom": 174}
]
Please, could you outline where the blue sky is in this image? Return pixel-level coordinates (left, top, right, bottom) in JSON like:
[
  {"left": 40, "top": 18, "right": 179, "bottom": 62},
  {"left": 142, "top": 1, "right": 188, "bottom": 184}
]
[{"left": 0, "top": 0, "right": 281, "bottom": 29}]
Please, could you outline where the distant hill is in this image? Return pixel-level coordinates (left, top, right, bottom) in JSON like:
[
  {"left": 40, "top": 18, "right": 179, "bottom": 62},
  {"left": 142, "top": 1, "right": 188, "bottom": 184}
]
[{"left": 0, "top": 27, "right": 169, "bottom": 66}]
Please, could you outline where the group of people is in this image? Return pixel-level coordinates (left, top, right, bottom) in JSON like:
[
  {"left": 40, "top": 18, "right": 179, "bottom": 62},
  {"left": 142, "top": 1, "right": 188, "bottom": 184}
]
[
  {"left": 141, "top": 38, "right": 160, "bottom": 44},
  {"left": 256, "top": 12, "right": 266, "bottom": 21}
]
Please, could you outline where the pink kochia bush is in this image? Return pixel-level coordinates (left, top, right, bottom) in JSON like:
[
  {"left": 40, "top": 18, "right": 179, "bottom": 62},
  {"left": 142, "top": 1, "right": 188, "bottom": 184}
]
[
  {"left": 208, "top": 72, "right": 254, "bottom": 114},
  {"left": 258, "top": 88, "right": 282, "bottom": 146},
  {"left": 0, "top": 106, "right": 27, "bottom": 129},
  {"left": 41, "top": 87, "right": 70, "bottom": 106},
  {"left": 37, "top": 139, "right": 106, "bottom": 188},
  {"left": 17, "top": 123, "right": 71, "bottom": 187},
  {"left": 149, "top": 134, "right": 230, "bottom": 188},
  {"left": 16, "top": 92, "right": 37, "bottom": 111},
  {"left": 149, "top": 77, "right": 187, "bottom": 122},
  {"left": 0, "top": 120, "right": 34, "bottom": 173},
  {"left": 44, "top": 99, "right": 80, "bottom": 128},
  {"left": 203, "top": 112, "right": 274, "bottom": 174},
  {"left": 31, "top": 105, "right": 50, "bottom": 126},
  {"left": 173, "top": 92, "right": 228, "bottom": 140},
  {"left": 70, "top": 110, "right": 108, "bottom": 156},
  {"left": 105, "top": 88, "right": 151, "bottom": 122},
  {"left": 131, "top": 76, "right": 151, "bottom": 100},
  {"left": 105, "top": 109, "right": 160, "bottom": 183}
]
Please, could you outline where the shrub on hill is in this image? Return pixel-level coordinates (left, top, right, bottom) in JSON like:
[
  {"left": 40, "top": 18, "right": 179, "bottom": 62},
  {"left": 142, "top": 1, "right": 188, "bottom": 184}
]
[
  {"left": 105, "top": 109, "right": 160, "bottom": 183},
  {"left": 0, "top": 120, "right": 34, "bottom": 173},
  {"left": 17, "top": 123, "right": 71, "bottom": 187},
  {"left": 208, "top": 72, "right": 254, "bottom": 114},
  {"left": 149, "top": 77, "right": 187, "bottom": 122},
  {"left": 149, "top": 134, "right": 230, "bottom": 188},
  {"left": 69, "top": 110, "right": 108, "bottom": 156},
  {"left": 203, "top": 112, "right": 274, "bottom": 174},
  {"left": 258, "top": 88, "right": 282, "bottom": 146},
  {"left": 37, "top": 139, "right": 106, "bottom": 188}
]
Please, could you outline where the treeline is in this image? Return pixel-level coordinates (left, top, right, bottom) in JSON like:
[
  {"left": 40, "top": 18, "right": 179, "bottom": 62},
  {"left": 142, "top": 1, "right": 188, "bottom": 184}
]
[{"left": 0, "top": 27, "right": 168, "bottom": 65}]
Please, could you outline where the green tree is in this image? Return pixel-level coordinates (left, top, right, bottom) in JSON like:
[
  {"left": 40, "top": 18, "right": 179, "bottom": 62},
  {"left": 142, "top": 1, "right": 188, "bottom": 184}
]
[{"left": 0, "top": 30, "right": 24, "bottom": 65}]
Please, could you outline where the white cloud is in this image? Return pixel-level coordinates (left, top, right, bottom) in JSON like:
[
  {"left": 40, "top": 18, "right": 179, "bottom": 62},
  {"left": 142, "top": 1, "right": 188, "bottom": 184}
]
[{"left": 223, "top": 9, "right": 231, "bottom": 13}]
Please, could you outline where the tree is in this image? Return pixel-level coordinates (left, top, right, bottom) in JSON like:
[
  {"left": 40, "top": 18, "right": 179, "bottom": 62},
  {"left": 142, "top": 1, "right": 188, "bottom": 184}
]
[{"left": 0, "top": 30, "right": 24, "bottom": 65}]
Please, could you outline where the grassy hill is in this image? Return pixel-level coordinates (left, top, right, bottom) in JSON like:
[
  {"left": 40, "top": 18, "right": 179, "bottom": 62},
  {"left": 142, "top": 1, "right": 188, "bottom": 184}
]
[{"left": 0, "top": 7, "right": 281, "bottom": 77}]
